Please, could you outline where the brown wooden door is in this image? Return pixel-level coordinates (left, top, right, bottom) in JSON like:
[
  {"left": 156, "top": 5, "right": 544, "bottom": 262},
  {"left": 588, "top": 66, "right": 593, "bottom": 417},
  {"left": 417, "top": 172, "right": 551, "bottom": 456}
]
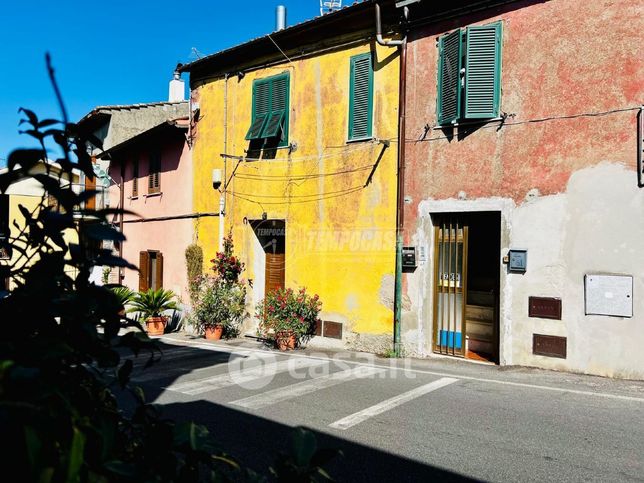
[{"left": 265, "top": 253, "right": 285, "bottom": 295}]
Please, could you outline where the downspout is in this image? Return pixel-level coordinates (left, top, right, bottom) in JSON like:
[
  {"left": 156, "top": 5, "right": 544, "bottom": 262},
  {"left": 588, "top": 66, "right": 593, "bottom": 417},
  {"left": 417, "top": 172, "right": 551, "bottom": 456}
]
[
  {"left": 376, "top": 2, "right": 407, "bottom": 357},
  {"left": 219, "top": 74, "right": 229, "bottom": 251}
]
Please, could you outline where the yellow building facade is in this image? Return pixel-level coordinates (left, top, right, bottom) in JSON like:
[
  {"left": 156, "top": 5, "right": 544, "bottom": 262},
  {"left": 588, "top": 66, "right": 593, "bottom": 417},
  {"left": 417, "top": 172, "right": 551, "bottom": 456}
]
[{"left": 186, "top": 34, "right": 401, "bottom": 349}]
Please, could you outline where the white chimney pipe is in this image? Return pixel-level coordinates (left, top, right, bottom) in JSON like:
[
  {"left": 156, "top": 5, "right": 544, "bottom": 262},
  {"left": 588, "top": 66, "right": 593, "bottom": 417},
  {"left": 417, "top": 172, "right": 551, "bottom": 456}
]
[
  {"left": 168, "top": 71, "right": 185, "bottom": 102},
  {"left": 275, "top": 5, "right": 286, "bottom": 31}
]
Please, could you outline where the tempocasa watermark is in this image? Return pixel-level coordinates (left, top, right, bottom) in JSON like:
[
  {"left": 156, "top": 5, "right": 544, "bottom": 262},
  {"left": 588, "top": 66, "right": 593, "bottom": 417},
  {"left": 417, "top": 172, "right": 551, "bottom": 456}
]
[{"left": 227, "top": 349, "right": 417, "bottom": 390}]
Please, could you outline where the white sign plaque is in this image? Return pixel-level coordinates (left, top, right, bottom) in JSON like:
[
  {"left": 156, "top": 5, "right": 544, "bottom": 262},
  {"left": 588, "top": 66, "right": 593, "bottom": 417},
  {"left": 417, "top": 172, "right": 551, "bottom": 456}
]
[{"left": 585, "top": 274, "right": 633, "bottom": 318}]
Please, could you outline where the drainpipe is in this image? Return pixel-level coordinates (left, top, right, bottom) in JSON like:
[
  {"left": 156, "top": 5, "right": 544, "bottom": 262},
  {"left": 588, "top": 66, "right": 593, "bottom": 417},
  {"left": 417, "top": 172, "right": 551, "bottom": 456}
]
[{"left": 376, "top": 2, "right": 408, "bottom": 357}]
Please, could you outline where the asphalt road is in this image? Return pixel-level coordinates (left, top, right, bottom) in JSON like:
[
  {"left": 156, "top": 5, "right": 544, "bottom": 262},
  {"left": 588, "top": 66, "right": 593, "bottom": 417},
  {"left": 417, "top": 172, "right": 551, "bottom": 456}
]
[{"left": 123, "top": 335, "right": 644, "bottom": 482}]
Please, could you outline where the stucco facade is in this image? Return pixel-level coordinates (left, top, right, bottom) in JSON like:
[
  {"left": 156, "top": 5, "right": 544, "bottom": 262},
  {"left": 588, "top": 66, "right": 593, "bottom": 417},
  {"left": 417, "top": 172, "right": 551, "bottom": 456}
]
[
  {"left": 108, "top": 124, "right": 194, "bottom": 302},
  {"left": 401, "top": 0, "right": 644, "bottom": 378},
  {"left": 189, "top": 40, "right": 400, "bottom": 347}
]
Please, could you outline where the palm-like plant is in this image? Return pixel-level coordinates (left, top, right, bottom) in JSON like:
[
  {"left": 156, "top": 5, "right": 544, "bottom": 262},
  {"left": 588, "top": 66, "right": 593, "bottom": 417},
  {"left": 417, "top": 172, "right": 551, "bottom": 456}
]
[
  {"left": 130, "top": 288, "right": 178, "bottom": 319},
  {"left": 111, "top": 286, "right": 136, "bottom": 311}
]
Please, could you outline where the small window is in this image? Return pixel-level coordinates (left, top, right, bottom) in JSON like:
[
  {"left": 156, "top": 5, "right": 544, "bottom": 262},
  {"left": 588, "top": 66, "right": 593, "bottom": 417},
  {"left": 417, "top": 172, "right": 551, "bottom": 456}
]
[
  {"left": 437, "top": 22, "right": 502, "bottom": 124},
  {"left": 132, "top": 156, "right": 139, "bottom": 197},
  {"left": 148, "top": 152, "right": 160, "bottom": 194},
  {"left": 348, "top": 53, "right": 374, "bottom": 141},
  {"left": 139, "top": 250, "right": 163, "bottom": 291},
  {"left": 245, "top": 73, "right": 290, "bottom": 147}
]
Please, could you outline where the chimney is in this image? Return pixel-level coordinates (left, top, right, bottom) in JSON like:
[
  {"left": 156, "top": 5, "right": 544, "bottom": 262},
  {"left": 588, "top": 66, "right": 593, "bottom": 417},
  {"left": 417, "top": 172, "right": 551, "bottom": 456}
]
[
  {"left": 275, "top": 5, "right": 286, "bottom": 31},
  {"left": 168, "top": 71, "right": 185, "bottom": 102}
]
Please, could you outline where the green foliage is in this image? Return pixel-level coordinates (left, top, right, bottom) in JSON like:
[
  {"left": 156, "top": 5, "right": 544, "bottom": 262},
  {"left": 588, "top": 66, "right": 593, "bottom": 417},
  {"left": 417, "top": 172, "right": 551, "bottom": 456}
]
[
  {"left": 185, "top": 243, "right": 203, "bottom": 304},
  {"left": 0, "top": 57, "right": 338, "bottom": 483},
  {"left": 269, "top": 427, "right": 341, "bottom": 482},
  {"left": 129, "top": 287, "right": 178, "bottom": 319},
  {"left": 102, "top": 265, "right": 111, "bottom": 284},
  {"left": 191, "top": 275, "right": 247, "bottom": 335},
  {"left": 256, "top": 287, "right": 322, "bottom": 345},
  {"left": 111, "top": 285, "right": 136, "bottom": 312}
]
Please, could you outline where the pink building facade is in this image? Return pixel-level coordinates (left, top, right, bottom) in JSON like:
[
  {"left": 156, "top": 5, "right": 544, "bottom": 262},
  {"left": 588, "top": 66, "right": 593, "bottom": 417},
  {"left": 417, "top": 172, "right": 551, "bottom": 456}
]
[{"left": 107, "top": 119, "right": 194, "bottom": 302}]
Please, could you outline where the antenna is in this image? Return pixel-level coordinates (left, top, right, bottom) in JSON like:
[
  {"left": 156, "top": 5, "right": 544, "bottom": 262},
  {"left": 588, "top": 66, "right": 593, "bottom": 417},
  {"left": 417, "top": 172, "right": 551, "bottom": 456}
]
[{"left": 320, "top": 0, "right": 342, "bottom": 16}]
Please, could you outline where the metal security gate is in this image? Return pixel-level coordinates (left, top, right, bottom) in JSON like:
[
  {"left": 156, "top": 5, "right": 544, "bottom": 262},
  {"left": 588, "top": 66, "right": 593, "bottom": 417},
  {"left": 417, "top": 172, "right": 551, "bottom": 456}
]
[{"left": 433, "top": 219, "right": 468, "bottom": 357}]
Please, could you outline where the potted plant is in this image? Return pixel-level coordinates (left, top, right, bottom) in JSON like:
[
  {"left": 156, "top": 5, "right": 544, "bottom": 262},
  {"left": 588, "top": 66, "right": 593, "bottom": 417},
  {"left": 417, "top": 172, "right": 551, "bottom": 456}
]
[
  {"left": 193, "top": 276, "right": 246, "bottom": 340},
  {"left": 129, "top": 288, "right": 178, "bottom": 336},
  {"left": 256, "top": 287, "right": 321, "bottom": 351},
  {"left": 109, "top": 285, "right": 136, "bottom": 317}
]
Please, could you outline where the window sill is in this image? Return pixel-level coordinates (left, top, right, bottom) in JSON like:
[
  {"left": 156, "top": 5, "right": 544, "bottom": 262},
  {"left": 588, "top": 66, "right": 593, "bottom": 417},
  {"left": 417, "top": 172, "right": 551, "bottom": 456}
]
[
  {"left": 129, "top": 196, "right": 139, "bottom": 200},
  {"left": 145, "top": 192, "right": 162, "bottom": 198},
  {"left": 434, "top": 117, "right": 503, "bottom": 129},
  {"left": 346, "top": 136, "right": 375, "bottom": 144}
]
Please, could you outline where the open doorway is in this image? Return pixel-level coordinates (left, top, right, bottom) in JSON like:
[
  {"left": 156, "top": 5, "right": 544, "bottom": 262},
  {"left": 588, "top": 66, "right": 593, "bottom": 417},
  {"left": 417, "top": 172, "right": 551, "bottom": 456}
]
[{"left": 432, "top": 212, "right": 500, "bottom": 363}]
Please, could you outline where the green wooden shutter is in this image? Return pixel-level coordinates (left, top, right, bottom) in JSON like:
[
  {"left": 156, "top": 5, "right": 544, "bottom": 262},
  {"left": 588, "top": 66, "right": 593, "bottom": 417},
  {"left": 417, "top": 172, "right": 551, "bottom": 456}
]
[
  {"left": 437, "top": 30, "right": 463, "bottom": 125},
  {"left": 245, "top": 81, "right": 270, "bottom": 140},
  {"left": 348, "top": 53, "right": 373, "bottom": 140},
  {"left": 464, "top": 22, "right": 502, "bottom": 119},
  {"left": 261, "top": 74, "right": 289, "bottom": 142}
]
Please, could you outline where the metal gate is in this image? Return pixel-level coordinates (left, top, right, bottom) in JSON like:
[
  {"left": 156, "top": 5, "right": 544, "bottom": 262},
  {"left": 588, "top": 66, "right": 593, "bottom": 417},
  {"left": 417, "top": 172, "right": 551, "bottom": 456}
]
[{"left": 433, "top": 219, "right": 468, "bottom": 357}]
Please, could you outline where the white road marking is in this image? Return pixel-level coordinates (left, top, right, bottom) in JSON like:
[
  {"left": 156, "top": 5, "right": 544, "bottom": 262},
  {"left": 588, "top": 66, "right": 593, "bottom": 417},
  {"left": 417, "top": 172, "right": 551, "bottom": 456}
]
[
  {"left": 167, "top": 358, "right": 328, "bottom": 395},
  {"left": 160, "top": 338, "right": 644, "bottom": 403},
  {"left": 231, "top": 365, "right": 385, "bottom": 410},
  {"left": 330, "top": 377, "right": 458, "bottom": 430}
]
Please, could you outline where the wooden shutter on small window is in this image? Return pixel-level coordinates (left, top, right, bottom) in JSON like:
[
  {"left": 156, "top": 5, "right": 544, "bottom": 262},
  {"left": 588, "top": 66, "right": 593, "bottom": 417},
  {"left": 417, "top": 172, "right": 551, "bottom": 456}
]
[
  {"left": 155, "top": 252, "right": 164, "bottom": 289},
  {"left": 139, "top": 251, "right": 149, "bottom": 291},
  {"left": 348, "top": 53, "right": 373, "bottom": 140},
  {"left": 437, "top": 30, "right": 463, "bottom": 125},
  {"left": 148, "top": 152, "right": 160, "bottom": 194},
  {"left": 132, "top": 157, "right": 139, "bottom": 197},
  {"left": 464, "top": 22, "right": 502, "bottom": 119}
]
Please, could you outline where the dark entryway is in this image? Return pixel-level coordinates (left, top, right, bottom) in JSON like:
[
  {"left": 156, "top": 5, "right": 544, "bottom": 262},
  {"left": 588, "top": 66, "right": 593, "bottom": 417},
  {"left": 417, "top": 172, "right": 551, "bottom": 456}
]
[{"left": 432, "top": 212, "right": 500, "bottom": 363}]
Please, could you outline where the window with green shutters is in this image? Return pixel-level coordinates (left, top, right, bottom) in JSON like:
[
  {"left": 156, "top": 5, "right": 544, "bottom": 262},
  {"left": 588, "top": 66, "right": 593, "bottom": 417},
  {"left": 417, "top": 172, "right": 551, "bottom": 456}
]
[
  {"left": 245, "top": 72, "right": 290, "bottom": 147},
  {"left": 348, "top": 53, "right": 373, "bottom": 141},
  {"left": 436, "top": 22, "right": 502, "bottom": 124}
]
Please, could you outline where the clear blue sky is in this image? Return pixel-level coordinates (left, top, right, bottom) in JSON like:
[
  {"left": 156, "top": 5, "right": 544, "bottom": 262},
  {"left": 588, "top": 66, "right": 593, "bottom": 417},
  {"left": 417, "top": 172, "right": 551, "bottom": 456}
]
[{"left": 0, "top": 0, "right": 323, "bottom": 166}]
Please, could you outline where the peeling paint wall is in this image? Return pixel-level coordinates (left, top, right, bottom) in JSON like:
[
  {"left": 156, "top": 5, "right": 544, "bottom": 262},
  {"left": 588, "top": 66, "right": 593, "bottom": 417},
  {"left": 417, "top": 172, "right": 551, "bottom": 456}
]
[
  {"left": 190, "top": 41, "right": 400, "bottom": 344},
  {"left": 403, "top": 0, "right": 644, "bottom": 378}
]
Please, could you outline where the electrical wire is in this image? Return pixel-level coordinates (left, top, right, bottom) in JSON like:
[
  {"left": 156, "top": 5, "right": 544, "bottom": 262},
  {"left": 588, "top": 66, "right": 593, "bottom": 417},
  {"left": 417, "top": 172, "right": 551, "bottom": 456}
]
[
  {"left": 232, "top": 165, "right": 373, "bottom": 181},
  {"left": 228, "top": 185, "right": 365, "bottom": 199},
  {"left": 228, "top": 186, "right": 364, "bottom": 205}
]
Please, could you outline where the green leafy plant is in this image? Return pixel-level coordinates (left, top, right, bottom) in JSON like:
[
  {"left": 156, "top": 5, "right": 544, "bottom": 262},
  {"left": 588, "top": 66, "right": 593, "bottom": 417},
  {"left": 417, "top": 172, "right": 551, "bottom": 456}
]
[
  {"left": 102, "top": 265, "right": 111, "bottom": 284},
  {"left": 111, "top": 285, "right": 136, "bottom": 314},
  {"left": 185, "top": 243, "right": 203, "bottom": 304},
  {"left": 256, "top": 287, "right": 322, "bottom": 346},
  {"left": 130, "top": 287, "right": 178, "bottom": 319},
  {"left": 192, "top": 275, "right": 247, "bottom": 335}
]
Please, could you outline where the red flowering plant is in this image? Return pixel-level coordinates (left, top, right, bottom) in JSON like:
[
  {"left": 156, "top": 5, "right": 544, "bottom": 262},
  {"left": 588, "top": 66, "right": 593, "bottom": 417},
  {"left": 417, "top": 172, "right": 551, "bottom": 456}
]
[
  {"left": 211, "top": 232, "right": 244, "bottom": 284},
  {"left": 256, "top": 287, "right": 322, "bottom": 346}
]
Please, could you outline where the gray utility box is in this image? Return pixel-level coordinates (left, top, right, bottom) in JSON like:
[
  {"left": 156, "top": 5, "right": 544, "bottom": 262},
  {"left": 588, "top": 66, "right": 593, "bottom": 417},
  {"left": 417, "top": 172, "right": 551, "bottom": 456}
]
[{"left": 584, "top": 274, "right": 633, "bottom": 318}]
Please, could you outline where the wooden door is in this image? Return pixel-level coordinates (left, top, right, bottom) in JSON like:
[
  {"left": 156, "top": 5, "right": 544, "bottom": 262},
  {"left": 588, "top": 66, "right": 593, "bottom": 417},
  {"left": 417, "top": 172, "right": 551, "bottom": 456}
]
[{"left": 265, "top": 253, "right": 285, "bottom": 295}]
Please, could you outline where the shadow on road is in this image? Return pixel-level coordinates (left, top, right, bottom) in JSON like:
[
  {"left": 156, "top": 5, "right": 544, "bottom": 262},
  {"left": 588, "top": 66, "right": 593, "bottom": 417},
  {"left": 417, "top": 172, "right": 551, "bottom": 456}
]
[{"left": 119, "top": 340, "right": 480, "bottom": 482}]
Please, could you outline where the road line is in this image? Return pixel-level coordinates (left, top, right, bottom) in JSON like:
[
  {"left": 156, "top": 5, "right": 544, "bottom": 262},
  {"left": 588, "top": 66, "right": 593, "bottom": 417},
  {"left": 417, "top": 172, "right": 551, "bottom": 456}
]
[
  {"left": 231, "top": 365, "right": 385, "bottom": 410},
  {"left": 160, "top": 337, "right": 644, "bottom": 403},
  {"left": 330, "top": 377, "right": 458, "bottom": 430},
  {"left": 167, "top": 358, "right": 328, "bottom": 395}
]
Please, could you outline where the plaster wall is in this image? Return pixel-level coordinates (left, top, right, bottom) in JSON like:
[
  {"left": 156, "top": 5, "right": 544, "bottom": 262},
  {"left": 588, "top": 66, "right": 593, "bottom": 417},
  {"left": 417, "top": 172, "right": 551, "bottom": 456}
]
[
  {"left": 191, "top": 41, "right": 400, "bottom": 342},
  {"left": 402, "top": 0, "right": 644, "bottom": 377}
]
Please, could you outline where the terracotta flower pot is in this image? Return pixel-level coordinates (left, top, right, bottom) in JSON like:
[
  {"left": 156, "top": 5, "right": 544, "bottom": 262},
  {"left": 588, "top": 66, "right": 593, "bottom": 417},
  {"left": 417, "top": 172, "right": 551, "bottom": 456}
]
[
  {"left": 204, "top": 324, "right": 224, "bottom": 340},
  {"left": 276, "top": 330, "right": 296, "bottom": 351},
  {"left": 146, "top": 316, "right": 166, "bottom": 336}
]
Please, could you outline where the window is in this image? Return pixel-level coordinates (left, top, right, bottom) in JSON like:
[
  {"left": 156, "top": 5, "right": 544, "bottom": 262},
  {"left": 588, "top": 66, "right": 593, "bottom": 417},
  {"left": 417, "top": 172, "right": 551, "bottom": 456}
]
[
  {"left": 0, "top": 194, "right": 9, "bottom": 260},
  {"left": 132, "top": 156, "right": 139, "bottom": 197},
  {"left": 84, "top": 158, "right": 97, "bottom": 210},
  {"left": 437, "top": 22, "right": 502, "bottom": 125},
  {"left": 139, "top": 250, "right": 163, "bottom": 291},
  {"left": 148, "top": 151, "right": 160, "bottom": 194},
  {"left": 348, "top": 53, "right": 374, "bottom": 141},
  {"left": 245, "top": 72, "right": 290, "bottom": 147}
]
